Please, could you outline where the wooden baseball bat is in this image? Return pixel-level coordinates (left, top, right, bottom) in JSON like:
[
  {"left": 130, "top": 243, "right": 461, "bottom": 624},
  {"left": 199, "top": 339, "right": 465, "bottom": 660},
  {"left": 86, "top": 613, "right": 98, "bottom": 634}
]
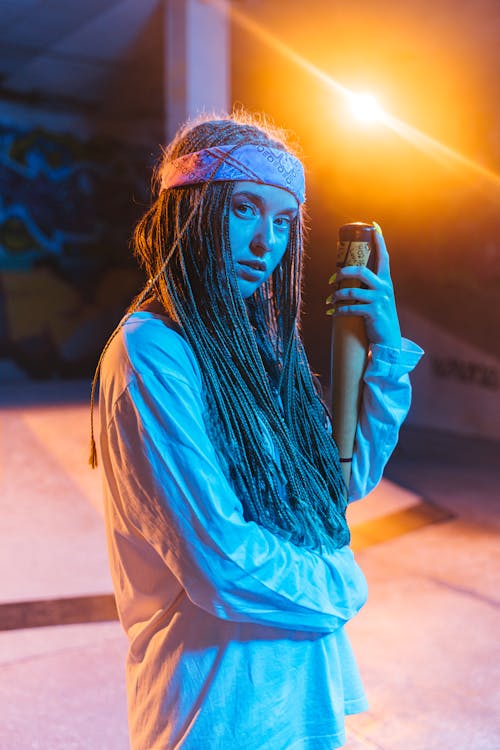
[{"left": 331, "top": 222, "right": 375, "bottom": 491}]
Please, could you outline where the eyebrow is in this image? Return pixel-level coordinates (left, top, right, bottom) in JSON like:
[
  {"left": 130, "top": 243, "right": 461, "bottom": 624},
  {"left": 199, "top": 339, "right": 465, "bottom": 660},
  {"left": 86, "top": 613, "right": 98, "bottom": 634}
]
[{"left": 232, "top": 189, "right": 299, "bottom": 217}]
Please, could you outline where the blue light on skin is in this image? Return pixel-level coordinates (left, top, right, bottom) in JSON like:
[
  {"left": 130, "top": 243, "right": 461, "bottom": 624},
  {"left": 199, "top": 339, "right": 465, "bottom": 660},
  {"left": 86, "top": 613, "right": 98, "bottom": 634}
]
[{"left": 229, "top": 181, "right": 299, "bottom": 298}]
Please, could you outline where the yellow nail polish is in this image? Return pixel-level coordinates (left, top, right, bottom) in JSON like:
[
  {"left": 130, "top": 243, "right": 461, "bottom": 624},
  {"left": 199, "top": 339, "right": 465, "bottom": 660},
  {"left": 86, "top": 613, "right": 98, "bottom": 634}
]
[
  {"left": 325, "top": 308, "right": 335, "bottom": 316},
  {"left": 328, "top": 272, "right": 337, "bottom": 284},
  {"left": 372, "top": 221, "right": 383, "bottom": 236},
  {"left": 325, "top": 294, "right": 334, "bottom": 304}
]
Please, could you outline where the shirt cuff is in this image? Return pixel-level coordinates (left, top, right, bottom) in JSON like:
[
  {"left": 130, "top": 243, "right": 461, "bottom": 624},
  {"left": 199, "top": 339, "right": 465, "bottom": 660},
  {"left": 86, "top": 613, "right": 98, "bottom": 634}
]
[{"left": 369, "top": 337, "right": 424, "bottom": 376}]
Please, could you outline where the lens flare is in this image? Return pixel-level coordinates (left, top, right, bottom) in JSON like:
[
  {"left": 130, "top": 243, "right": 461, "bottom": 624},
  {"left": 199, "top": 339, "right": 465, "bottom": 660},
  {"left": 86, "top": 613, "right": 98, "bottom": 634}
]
[
  {"left": 206, "top": 0, "right": 500, "bottom": 197},
  {"left": 349, "top": 92, "right": 385, "bottom": 125}
]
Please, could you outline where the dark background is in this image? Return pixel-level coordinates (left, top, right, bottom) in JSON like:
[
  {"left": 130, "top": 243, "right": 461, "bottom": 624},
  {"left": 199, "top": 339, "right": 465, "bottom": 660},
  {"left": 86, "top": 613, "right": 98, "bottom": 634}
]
[{"left": 0, "top": 0, "right": 498, "bottom": 381}]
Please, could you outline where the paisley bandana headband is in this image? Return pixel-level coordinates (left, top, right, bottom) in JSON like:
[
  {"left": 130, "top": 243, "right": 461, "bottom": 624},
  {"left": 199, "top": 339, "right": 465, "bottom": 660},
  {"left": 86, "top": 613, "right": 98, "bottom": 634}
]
[{"left": 160, "top": 143, "right": 306, "bottom": 204}]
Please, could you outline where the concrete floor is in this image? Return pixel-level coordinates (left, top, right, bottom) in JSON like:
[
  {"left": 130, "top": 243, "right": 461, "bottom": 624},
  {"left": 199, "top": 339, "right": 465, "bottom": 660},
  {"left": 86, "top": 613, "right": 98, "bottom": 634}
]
[{"left": 1, "top": 380, "right": 499, "bottom": 750}]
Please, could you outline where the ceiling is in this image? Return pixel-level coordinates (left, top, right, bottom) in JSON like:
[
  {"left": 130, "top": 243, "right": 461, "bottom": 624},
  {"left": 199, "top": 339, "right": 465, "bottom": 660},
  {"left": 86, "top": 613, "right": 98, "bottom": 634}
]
[
  {"left": 0, "top": 0, "right": 164, "bottom": 136},
  {"left": 1, "top": 0, "right": 498, "bottom": 152}
]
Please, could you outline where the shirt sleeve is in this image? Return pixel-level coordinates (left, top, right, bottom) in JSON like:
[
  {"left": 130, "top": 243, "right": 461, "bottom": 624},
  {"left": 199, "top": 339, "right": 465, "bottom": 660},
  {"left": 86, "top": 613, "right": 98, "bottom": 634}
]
[
  {"left": 102, "top": 327, "right": 367, "bottom": 633},
  {"left": 349, "top": 337, "right": 424, "bottom": 502}
]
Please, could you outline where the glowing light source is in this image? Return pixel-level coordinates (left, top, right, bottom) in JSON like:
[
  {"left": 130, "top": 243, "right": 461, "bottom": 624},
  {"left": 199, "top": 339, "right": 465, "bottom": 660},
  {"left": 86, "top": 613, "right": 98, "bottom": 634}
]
[
  {"left": 349, "top": 92, "right": 384, "bottom": 125},
  {"left": 206, "top": 0, "right": 500, "bottom": 197}
]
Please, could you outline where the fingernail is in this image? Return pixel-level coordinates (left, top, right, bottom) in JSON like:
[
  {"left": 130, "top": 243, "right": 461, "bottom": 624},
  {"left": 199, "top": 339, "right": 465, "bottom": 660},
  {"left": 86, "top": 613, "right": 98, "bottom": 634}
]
[
  {"left": 325, "top": 294, "right": 334, "bottom": 304},
  {"left": 328, "top": 272, "right": 337, "bottom": 284},
  {"left": 372, "top": 221, "right": 383, "bottom": 236},
  {"left": 325, "top": 308, "right": 335, "bottom": 316}
]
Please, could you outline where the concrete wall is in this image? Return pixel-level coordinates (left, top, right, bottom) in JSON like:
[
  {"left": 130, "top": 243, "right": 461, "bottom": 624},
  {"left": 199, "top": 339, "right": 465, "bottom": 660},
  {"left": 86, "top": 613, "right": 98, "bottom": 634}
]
[{"left": 401, "top": 308, "right": 500, "bottom": 440}]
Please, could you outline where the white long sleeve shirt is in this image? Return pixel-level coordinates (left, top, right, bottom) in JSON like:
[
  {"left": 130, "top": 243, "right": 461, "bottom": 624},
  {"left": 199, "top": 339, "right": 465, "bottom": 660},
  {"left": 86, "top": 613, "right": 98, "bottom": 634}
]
[{"left": 98, "top": 311, "right": 423, "bottom": 750}]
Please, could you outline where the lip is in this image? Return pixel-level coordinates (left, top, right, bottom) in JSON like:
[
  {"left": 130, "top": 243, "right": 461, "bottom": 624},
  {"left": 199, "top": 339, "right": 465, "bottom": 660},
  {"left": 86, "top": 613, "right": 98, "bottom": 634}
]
[
  {"left": 236, "top": 260, "right": 267, "bottom": 282},
  {"left": 239, "top": 259, "right": 266, "bottom": 272}
]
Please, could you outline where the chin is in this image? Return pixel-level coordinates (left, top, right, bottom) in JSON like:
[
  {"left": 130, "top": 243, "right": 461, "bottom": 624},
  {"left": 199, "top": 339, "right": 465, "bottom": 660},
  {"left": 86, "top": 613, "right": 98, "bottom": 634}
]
[{"left": 237, "top": 280, "right": 260, "bottom": 299}]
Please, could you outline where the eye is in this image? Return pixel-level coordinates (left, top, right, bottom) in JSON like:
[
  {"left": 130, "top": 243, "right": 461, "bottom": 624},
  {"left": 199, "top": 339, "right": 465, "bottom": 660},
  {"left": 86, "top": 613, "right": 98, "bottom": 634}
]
[
  {"left": 233, "top": 201, "right": 257, "bottom": 218},
  {"left": 274, "top": 215, "right": 292, "bottom": 229}
]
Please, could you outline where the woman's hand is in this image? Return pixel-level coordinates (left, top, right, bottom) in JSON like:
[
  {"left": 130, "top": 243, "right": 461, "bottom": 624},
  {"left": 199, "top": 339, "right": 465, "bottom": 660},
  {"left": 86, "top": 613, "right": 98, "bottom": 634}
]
[{"left": 326, "top": 225, "right": 402, "bottom": 349}]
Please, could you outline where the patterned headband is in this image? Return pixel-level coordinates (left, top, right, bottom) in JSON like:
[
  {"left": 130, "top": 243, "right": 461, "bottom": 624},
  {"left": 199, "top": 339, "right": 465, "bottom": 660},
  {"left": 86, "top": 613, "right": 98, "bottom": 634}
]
[{"left": 160, "top": 143, "right": 306, "bottom": 204}]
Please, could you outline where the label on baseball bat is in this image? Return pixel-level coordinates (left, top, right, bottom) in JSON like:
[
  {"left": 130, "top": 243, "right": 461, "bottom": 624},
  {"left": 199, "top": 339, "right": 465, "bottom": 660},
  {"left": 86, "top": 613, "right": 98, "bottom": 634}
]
[{"left": 336, "top": 222, "right": 375, "bottom": 273}]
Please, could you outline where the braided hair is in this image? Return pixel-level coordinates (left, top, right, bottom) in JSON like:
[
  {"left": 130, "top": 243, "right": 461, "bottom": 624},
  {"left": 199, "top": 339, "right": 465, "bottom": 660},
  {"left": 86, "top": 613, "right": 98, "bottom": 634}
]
[{"left": 130, "top": 111, "right": 349, "bottom": 550}]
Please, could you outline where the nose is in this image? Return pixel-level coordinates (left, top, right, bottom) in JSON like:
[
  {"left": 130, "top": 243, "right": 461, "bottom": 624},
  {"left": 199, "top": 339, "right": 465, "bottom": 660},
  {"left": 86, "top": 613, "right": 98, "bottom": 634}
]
[{"left": 249, "top": 217, "right": 276, "bottom": 257}]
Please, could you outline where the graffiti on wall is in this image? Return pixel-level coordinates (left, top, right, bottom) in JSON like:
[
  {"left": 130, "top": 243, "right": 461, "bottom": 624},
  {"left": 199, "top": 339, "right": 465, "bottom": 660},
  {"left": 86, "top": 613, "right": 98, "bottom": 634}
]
[
  {"left": 431, "top": 356, "right": 499, "bottom": 390},
  {"left": 0, "top": 123, "right": 153, "bottom": 378}
]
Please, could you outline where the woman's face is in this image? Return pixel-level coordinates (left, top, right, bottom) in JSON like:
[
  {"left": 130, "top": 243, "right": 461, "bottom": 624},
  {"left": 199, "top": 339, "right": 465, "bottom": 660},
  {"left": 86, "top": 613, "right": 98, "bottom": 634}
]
[{"left": 228, "top": 181, "right": 299, "bottom": 298}]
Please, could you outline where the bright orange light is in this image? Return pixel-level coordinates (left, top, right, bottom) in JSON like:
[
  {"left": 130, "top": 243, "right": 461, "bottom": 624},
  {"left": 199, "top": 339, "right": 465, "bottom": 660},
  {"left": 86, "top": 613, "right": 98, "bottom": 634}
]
[
  {"left": 349, "top": 92, "right": 385, "bottom": 125},
  {"left": 206, "top": 0, "right": 500, "bottom": 198},
  {"left": 381, "top": 111, "right": 500, "bottom": 192}
]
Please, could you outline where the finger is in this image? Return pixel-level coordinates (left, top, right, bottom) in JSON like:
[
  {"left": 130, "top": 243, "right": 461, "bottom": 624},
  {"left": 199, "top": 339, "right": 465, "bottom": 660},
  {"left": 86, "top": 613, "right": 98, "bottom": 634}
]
[
  {"left": 332, "top": 287, "right": 376, "bottom": 303},
  {"left": 336, "top": 265, "right": 382, "bottom": 289},
  {"left": 332, "top": 302, "right": 376, "bottom": 318},
  {"left": 372, "top": 223, "right": 390, "bottom": 277}
]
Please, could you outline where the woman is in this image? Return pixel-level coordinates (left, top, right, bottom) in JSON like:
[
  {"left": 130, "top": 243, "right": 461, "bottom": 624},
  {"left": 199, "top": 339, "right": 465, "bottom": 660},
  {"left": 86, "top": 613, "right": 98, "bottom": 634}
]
[{"left": 93, "top": 111, "right": 422, "bottom": 749}]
